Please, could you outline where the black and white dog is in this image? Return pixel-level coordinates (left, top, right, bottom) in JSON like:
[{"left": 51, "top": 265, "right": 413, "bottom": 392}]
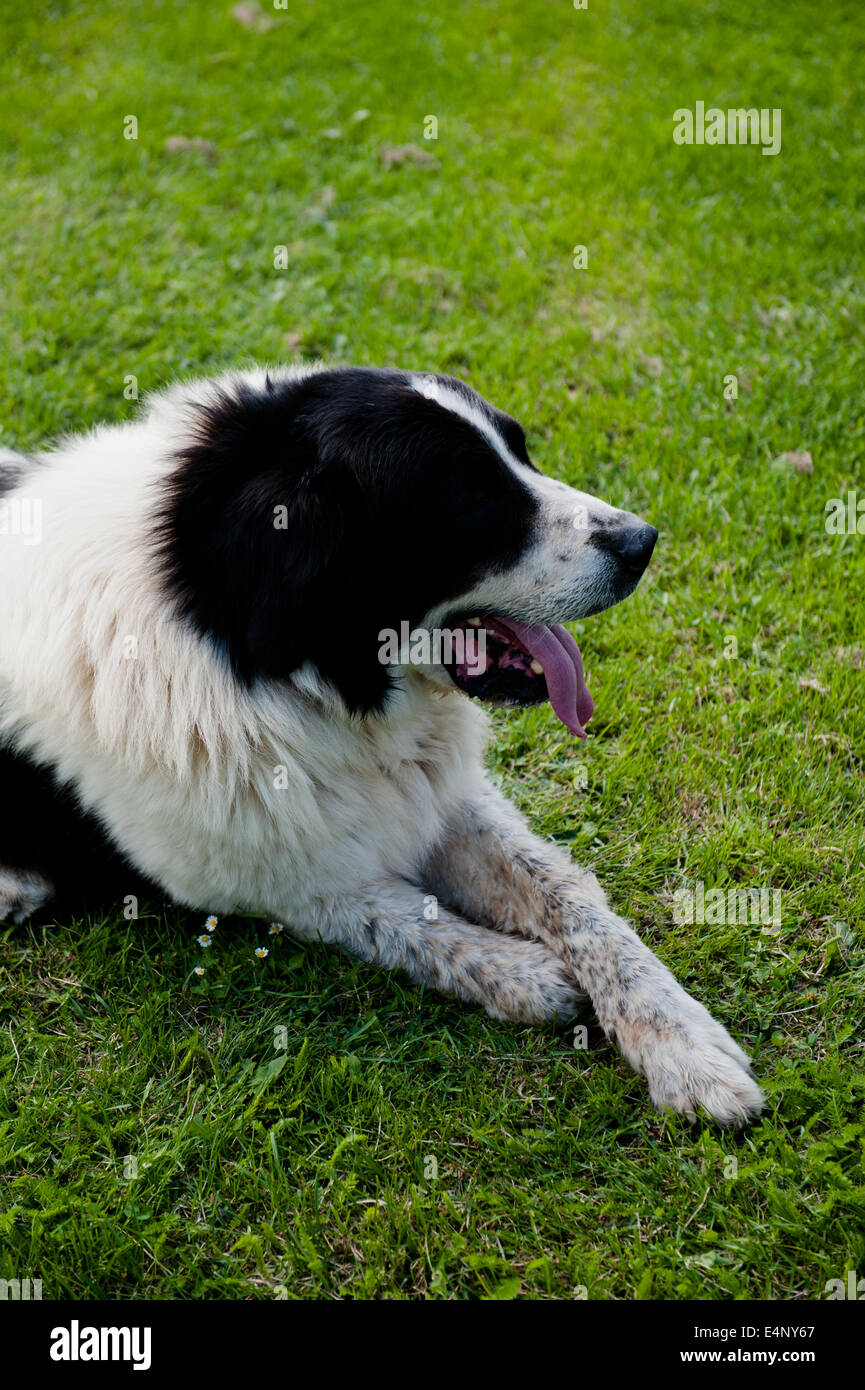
[{"left": 0, "top": 365, "right": 763, "bottom": 1124}]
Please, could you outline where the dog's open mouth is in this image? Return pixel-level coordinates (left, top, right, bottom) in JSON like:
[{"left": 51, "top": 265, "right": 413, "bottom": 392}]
[{"left": 445, "top": 616, "right": 594, "bottom": 738}]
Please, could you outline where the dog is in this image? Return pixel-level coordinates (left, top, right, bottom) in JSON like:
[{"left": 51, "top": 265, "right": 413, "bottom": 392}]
[{"left": 0, "top": 365, "right": 763, "bottom": 1124}]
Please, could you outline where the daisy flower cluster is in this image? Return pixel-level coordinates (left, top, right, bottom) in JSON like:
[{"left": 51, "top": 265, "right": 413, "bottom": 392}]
[{"left": 189, "top": 916, "right": 287, "bottom": 978}]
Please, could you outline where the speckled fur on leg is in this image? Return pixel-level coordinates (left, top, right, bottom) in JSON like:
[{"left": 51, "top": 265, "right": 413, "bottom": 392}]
[
  {"left": 288, "top": 877, "right": 584, "bottom": 1025},
  {"left": 422, "top": 783, "right": 764, "bottom": 1126}
]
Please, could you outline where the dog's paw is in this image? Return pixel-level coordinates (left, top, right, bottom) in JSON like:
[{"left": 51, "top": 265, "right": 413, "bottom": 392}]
[
  {"left": 0, "top": 867, "right": 55, "bottom": 924},
  {"left": 486, "top": 943, "right": 588, "bottom": 1025},
  {"left": 614, "top": 990, "right": 763, "bottom": 1127},
  {"left": 635, "top": 1009, "right": 763, "bottom": 1127}
]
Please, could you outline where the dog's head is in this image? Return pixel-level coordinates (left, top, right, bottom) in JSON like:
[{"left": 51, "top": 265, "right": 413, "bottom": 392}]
[{"left": 159, "top": 367, "right": 656, "bottom": 733}]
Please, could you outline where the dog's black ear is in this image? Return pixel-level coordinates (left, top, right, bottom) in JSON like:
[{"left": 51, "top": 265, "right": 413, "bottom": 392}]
[
  {"left": 157, "top": 380, "right": 396, "bottom": 712},
  {"left": 219, "top": 456, "right": 352, "bottom": 682}
]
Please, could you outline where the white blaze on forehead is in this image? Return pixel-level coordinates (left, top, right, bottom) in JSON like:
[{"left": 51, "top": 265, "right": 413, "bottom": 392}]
[
  {"left": 409, "top": 373, "right": 618, "bottom": 524},
  {"left": 410, "top": 374, "right": 518, "bottom": 469}
]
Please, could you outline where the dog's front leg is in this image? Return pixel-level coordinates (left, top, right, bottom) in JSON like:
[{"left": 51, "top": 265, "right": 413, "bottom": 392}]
[
  {"left": 422, "top": 784, "right": 764, "bottom": 1125},
  {"left": 285, "top": 877, "right": 583, "bottom": 1025}
]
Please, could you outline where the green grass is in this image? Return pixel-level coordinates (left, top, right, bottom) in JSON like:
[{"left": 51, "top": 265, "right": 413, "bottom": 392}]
[{"left": 1, "top": 0, "right": 864, "bottom": 1300}]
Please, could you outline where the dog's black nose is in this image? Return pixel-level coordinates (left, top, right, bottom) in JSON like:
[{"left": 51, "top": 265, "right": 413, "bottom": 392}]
[{"left": 601, "top": 522, "right": 658, "bottom": 576}]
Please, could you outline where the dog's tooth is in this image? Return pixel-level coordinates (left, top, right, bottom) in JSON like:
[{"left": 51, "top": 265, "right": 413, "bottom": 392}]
[
  {"left": 466, "top": 617, "right": 481, "bottom": 627},
  {"left": 530, "top": 659, "right": 544, "bottom": 675}
]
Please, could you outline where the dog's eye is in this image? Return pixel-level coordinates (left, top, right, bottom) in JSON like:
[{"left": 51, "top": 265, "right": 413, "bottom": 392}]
[{"left": 459, "top": 498, "right": 500, "bottom": 527}]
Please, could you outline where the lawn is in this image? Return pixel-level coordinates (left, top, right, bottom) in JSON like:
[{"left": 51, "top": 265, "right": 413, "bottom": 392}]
[{"left": 0, "top": 0, "right": 863, "bottom": 1300}]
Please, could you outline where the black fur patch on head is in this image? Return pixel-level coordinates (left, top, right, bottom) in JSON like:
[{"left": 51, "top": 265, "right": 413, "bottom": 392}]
[{"left": 155, "top": 368, "right": 539, "bottom": 714}]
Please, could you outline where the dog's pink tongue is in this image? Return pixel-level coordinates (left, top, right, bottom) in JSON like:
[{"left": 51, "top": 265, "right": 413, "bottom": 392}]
[{"left": 492, "top": 618, "right": 594, "bottom": 738}]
